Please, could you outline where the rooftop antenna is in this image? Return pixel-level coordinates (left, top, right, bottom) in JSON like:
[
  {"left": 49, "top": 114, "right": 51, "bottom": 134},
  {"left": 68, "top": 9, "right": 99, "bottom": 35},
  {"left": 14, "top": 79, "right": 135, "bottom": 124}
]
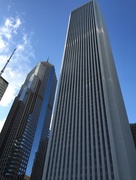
[
  {"left": 0, "top": 48, "right": 17, "bottom": 77},
  {"left": 47, "top": 57, "right": 49, "bottom": 62}
]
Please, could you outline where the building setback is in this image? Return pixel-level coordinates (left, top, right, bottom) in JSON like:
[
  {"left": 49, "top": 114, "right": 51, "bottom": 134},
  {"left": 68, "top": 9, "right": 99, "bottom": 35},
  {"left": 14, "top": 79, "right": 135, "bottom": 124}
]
[
  {"left": 42, "top": 1, "right": 136, "bottom": 180},
  {"left": 0, "top": 61, "right": 57, "bottom": 179}
]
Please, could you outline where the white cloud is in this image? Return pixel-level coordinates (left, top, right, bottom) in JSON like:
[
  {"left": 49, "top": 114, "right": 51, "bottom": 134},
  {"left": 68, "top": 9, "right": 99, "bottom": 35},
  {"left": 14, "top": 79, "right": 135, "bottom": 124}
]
[
  {"left": 5, "top": 17, "right": 21, "bottom": 29},
  {"left": 17, "top": 44, "right": 24, "bottom": 51},
  {"left": 0, "top": 17, "right": 22, "bottom": 44},
  {"left": 0, "top": 85, "right": 15, "bottom": 106},
  {"left": 0, "top": 16, "right": 35, "bottom": 107},
  {"left": 0, "top": 118, "right": 6, "bottom": 132},
  {"left": 0, "top": 37, "right": 7, "bottom": 49}
]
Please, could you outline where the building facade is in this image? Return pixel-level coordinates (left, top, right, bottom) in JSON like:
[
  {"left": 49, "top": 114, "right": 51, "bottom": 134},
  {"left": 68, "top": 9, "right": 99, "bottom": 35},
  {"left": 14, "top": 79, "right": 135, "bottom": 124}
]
[
  {"left": 0, "top": 61, "right": 57, "bottom": 179},
  {"left": 0, "top": 76, "right": 8, "bottom": 101},
  {"left": 30, "top": 131, "right": 50, "bottom": 180},
  {"left": 42, "top": 1, "right": 136, "bottom": 180},
  {"left": 130, "top": 123, "right": 136, "bottom": 149}
]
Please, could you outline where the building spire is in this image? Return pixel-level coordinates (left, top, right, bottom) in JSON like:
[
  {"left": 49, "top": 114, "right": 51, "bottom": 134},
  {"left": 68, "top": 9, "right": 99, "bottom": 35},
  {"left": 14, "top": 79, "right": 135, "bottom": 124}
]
[
  {"left": 47, "top": 57, "right": 49, "bottom": 62},
  {"left": 0, "top": 48, "right": 17, "bottom": 77}
]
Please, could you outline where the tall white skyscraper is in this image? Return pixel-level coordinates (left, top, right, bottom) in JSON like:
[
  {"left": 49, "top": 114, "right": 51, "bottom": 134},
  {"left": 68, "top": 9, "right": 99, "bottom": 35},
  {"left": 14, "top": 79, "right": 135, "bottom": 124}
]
[{"left": 42, "top": 1, "right": 136, "bottom": 180}]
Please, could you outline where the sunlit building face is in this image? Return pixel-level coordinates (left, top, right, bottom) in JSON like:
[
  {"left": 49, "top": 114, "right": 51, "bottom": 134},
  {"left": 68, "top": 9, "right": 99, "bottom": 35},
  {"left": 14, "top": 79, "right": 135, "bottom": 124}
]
[{"left": 42, "top": 1, "right": 136, "bottom": 180}]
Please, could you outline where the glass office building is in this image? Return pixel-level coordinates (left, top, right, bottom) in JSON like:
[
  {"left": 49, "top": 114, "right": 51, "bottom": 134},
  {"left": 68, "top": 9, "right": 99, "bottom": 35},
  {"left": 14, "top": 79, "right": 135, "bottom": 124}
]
[
  {"left": 0, "top": 61, "right": 57, "bottom": 179},
  {"left": 42, "top": 1, "right": 136, "bottom": 180}
]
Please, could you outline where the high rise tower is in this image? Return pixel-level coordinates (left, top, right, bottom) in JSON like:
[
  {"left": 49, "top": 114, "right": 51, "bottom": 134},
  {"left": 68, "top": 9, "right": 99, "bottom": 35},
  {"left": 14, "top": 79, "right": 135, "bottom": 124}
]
[
  {"left": 0, "top": 76, "right": 8, "bottom": 101},
  {"left": 0, "top": 61, "right": 57, "bottom": 179},
  {"left": 42, "top": 1, "right": 136, "bottom": 180},
  {"left": 0, "top": 48, "right": 16, "bottom": 101}
]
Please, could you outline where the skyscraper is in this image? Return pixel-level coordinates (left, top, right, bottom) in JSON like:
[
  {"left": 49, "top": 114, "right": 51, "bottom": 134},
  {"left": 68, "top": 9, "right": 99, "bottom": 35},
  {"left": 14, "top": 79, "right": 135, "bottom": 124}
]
[
  {"left": 0, "top": 48, "right": 16, "bottom": 101},
  {"left": 30, "top": 130, "right": 50, "bottom": 180},
  {"left": 0, "top": 61, "right": 57, "bottom": 179},
  {"left": 0, "top": 76, "right": 8, "bottom": 101},
  {"left": 42, "top": 1, "right": 136, "bottom": 180}
]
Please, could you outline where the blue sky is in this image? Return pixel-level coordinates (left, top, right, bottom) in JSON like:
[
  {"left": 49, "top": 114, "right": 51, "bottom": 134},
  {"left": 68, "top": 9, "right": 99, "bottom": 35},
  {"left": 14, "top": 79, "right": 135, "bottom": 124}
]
[{"left": 0, "top": 0, "right": 136, "bottom": 131}]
